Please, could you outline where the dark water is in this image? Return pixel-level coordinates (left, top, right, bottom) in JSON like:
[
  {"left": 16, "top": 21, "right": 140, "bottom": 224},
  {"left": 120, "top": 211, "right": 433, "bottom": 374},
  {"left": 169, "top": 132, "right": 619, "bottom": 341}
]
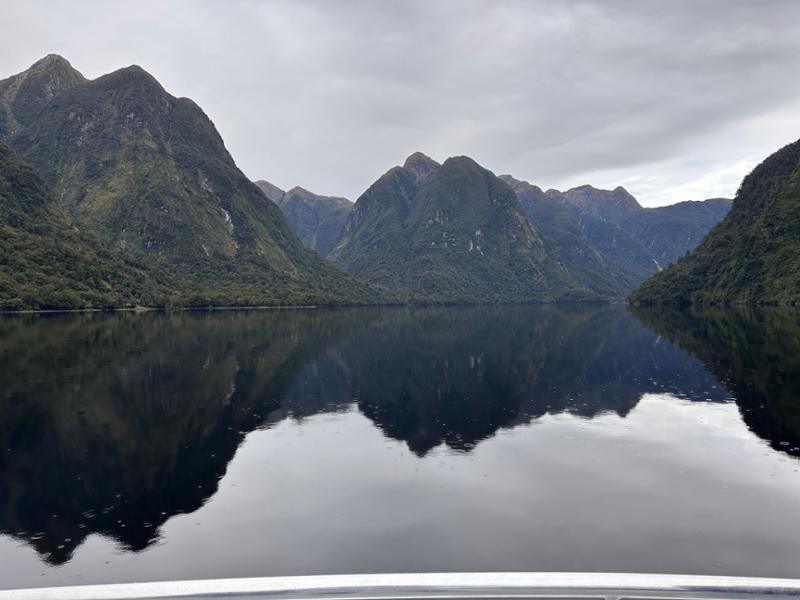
[{"left": 1, "top": 305, "right": 799, "bottom": 589}]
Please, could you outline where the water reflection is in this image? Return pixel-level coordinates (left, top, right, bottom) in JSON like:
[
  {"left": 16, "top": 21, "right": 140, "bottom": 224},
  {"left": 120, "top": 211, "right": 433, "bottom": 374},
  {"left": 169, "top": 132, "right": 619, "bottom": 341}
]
[
  {"left": 330, "top": 307, "right": 729, "bottom": 454},
  {"left": 633, "top": 306, "right": 800, "bottom": 459},
  {"left": 0, "top": 305, "right": 796, "bottom": 570},
  {"left": 0, "top": 310, "right": 363, "bottom": 564}
]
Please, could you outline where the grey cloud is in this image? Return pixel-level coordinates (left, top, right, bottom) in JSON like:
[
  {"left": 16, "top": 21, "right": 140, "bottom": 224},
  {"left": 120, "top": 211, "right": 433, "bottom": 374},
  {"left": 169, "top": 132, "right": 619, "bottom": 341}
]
[{"left": 2, "top": 0, "right": 800, "bottom": 205}]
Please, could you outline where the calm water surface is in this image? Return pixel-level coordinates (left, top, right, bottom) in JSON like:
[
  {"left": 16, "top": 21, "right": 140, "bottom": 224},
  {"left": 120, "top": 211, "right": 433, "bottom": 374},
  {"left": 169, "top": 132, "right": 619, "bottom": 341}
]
[{"left": 0, "top": 306, "right": 799, "bottom": 589}]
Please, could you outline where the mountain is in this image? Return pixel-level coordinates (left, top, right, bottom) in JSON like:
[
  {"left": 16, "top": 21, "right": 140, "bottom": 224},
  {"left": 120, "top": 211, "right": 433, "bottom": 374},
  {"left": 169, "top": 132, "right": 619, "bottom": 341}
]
[
  {"left": 618, "top": 197, "right": 732, "bottom": 269},
  {"left": 500, "top": 175, "right": 629, "bottom": 296},
  {"left": 0, "top": 142, "right": 175, "bottom": 310},
  {"left": 499, "top": 175, "right": 730, "bottom": 295},
  {"left": 328, "top": 152, "right": 592, "bottom": 302},
  {"left": 257, "top": 182, "right": 352, "bottom": 255},
  {"left": 254, "top": 179, "right": 285, "bottom": 203},
  {"left": 0, "top": 55, "right": 377, "bottom": 306},
  {"left": 549, "top": 185, "right": 731, "bottom": 288},
  {"left": 0, "top": 54, "right": 86, "bottom": 139},
  {"left": 632, "top": 139, "right": 800, "bottom": 305}
]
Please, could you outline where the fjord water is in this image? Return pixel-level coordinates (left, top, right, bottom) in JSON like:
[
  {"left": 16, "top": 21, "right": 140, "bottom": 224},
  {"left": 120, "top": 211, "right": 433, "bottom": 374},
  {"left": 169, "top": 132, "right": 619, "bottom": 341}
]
[{"left": 1, "top": 306, "right": 799, "bottom": 589}]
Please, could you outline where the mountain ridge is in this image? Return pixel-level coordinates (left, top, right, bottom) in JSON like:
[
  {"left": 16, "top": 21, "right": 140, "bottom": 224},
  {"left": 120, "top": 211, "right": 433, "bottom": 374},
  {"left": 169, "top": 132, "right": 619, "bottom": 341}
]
[
  {"left": 1, "top": 55, "right": 379, "bottom": 307},
  {"left": 632, "top": 137, "right": 800, "bottom": 305},
  {"left": 271, "top": 184, "right": 352, "bottom": 255},
  {"left": 328, "top": 153, "right": 593, "bottom": 302}
]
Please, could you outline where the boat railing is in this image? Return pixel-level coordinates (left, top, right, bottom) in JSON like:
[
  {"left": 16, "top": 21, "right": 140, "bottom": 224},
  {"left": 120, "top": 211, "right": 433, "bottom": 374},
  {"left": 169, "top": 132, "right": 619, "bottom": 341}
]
[{"left": 3, "top": 572, "right": 800, "bottom": 600}]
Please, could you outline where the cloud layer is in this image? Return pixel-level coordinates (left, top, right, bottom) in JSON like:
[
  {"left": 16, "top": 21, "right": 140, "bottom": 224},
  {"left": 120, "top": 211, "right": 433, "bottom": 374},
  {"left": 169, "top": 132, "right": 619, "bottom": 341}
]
[{"left": 3, "top": 0, "right": 800, "bottom": 205}]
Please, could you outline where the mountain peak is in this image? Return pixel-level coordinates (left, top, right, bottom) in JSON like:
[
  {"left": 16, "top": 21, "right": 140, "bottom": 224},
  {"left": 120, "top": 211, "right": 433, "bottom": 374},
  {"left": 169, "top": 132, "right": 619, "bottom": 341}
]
[
  {"left": 254, "top": 180, "right": 285, "bottom": 203},
  {"left": 499, "top": 174, "right": 543, "bottom": 195},
  {"left": 99, "top": 65, "right": 166, "bottom": 95},
  {"left": 0, "top": 54, "right": 86, "bottom": 135},
  {"left": 29, "top": 54, "right": 75, "bottom": 72},
  {"left": 564, "top": 184, "right": 641, "bottom": 211},
  {"left": 284, "top": 186, "right": 352, "bottom": 207},
  {"left": 287, "top": 185, "right": 312, "bottom": 195},
  {"left": 402, "top": 151, "right": 440, "bottom": 184},
  {"left": 442, "top": 155, "right": 478, "bottom": 167},
  {"left": 21, "top": 54, "right": 85, "bottom": 86},
  {"left": 498, "top": 174, "right": 520, "bottom": 185}
]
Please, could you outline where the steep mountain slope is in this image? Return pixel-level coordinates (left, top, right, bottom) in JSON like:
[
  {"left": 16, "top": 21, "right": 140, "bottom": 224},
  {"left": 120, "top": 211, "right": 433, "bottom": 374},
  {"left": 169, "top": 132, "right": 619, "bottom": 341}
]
[
  {"left": 540, "top": 185, "right": 731, "bottom": 287},
  {"left": 329, "top": 153, "right": 590, "bottom": 302},
  {"left": 1, "top": 55, "right": 377, "bottom": 306},
  {"left": 632, "top": 139, "right": 800, "bottom": 305},
  {"left": 621, "top": 197, "right": 732, "bottom": 268},
  {"left": 257, "top": 182, "right": 352, "bottom": 255},
  {"left": 551, "top": 186, "right": 657, "bottom": 286},
  {"left": 0, "top": 142, "right": 175, "bottom": 310},
  {"left": 500, "top": 175, "right": 628, "bottom": 296}
]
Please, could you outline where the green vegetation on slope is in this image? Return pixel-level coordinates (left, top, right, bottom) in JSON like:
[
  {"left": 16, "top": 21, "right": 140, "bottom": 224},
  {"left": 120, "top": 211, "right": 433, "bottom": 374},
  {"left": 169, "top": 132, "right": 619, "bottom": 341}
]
[
  {"left": 265, "top": 184, "right": 352, "bottom": 255},
  {"left": 632, "top": 138, "right": 800, "bottom": 305},
  {"left": 550, "top": 185, "right": 731, "bottom": 288},
  {"left": 0, "top": 142, "right": 178, "bottom": 310},
  {"left": 500, "top": 175, "right": 629, "bottom": 297},
  {"left": 329, "top": 153, "right": 593, "bottom": 303},
  {"left": 1, "top": 55, "right": 380, "bottom": 308}
]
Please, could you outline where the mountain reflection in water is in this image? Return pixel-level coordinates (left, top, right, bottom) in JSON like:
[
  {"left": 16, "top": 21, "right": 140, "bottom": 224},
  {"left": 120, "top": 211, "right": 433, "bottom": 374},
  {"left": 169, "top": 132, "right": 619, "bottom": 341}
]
[{"left": 0, "top": 305, "right": 798, "bottom": 580}]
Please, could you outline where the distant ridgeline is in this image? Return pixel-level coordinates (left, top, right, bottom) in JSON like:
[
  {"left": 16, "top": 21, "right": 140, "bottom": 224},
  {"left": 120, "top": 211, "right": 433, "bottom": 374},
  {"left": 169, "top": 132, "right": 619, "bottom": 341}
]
[
  {"left": 632, "top": 137, "right": 800, "bottom": 305},
  {"left": 1, "top": 55, "right": 734, "bottom": 310},
  {"left": 321, "top": 152, "right": 730, "bottom": 302},
  {"left": 255, "top": 181, "right": 352, "bottom": 256}
]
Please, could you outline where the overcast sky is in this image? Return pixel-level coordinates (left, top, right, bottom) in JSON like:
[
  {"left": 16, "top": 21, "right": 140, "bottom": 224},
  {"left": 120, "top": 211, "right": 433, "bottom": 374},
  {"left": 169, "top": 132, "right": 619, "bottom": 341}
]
[{"left": 3, "top": 0, "right": 800, "bottom": 206}]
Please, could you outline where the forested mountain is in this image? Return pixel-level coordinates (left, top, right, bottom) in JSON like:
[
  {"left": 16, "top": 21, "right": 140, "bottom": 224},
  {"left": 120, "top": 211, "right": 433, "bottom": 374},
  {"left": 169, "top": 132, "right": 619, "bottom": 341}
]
[
  {"left": 500, "top": 175, "right": 629, "bottom": 296},
  {"left": 328, "top": 152, "right": 593, "bottom": 302},
  {"left": 256, "top": 181, "right": 352, "bottom": 255},
  {"left": 500, "top": 175, "right": 730, "bottom": 293},
  {"left": 0, "top": 54, "right": 86, "bottom": 139},
  {"left": 547, "top": 185, "right": 731, "bottom": 287},
  {"left": 0, "top": 55, "right": 377, "bottom": 307},
  {"left": 0, "top": 142, "right": 175, "bottom": 309},
  {"left": 0, "top": 55, "right": 742, "bottom": 310},
  {"left": 632, "top": 138, "right": 800, "bottom": 305}
]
